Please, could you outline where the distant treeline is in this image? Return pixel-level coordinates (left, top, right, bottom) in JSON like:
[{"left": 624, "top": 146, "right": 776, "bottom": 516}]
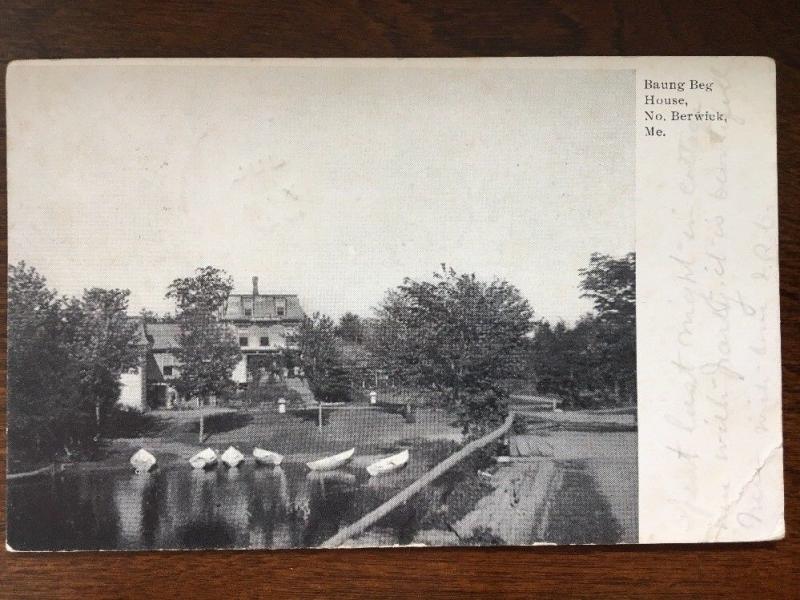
[
  {"left": 313, "top": 252, "right": 636, "bottom": 417},
  {"left": 528, "top": 252, "right": 636, "bottom": 407}
]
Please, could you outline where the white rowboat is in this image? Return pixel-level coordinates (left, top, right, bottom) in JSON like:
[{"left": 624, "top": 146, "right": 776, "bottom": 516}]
[
  {"left": 366, "top": 449, "right": 410, "bottom": 476},
  {"left": 130, "top": 448, "right": 157, "bottom": 474},
  {"left": 189, "top": 447, "right": 218, "bottom": 470},
  {"left": 221, "top": 446, "right": 245, "bottom": 468},
  {"left": 253, "top": 448, "right": 284, "bottom": 466},
  {"left": 306, "top": 448, "right": 355, "bottom": 472}
]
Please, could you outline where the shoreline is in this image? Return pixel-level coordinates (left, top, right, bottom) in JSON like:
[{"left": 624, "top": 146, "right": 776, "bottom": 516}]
[{"left": 7, "top": 410, "right": 637, "bottom": 477}]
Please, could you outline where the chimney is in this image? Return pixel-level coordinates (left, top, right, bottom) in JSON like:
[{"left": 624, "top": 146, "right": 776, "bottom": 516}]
[{"left": 252, "top": 276, "right": 259, "bottom": 296}]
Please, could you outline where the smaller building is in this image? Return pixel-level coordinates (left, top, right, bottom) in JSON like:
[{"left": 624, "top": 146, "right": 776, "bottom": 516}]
[
  {"left": 145, "top": 322, "right": 182, "bottom": 409},
  {"left": 117, "top": 318, "right": 150, "bottom": 411}
]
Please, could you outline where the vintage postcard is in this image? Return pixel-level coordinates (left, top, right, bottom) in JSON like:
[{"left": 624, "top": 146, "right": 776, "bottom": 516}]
[{"left": 5, "top": 57, "right": 782, "bottom": 551}]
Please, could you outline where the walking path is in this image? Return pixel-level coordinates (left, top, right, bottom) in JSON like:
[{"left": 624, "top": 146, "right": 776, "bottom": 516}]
[
  {"left": 283, "top": 377, "right": 316, "bottom": 405},
  {"left": 453, "top": 459, "right": 559, "bottom": 544},
  {"left": 453, "top": 429, "right": 638, "bottom": 544}
]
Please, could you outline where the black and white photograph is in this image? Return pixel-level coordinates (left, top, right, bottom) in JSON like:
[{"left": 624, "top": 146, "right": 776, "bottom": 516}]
[{"left": 6, "top": 61, "right": 638, "bottom": 550}]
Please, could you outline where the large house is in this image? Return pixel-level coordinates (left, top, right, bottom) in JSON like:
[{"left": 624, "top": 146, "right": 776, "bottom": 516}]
[
  {"left": 219, "top": 276, "right": 305, "bottom": 386},
  {"left": 118, "top": 276, "right": 305, "bottom": 411}
]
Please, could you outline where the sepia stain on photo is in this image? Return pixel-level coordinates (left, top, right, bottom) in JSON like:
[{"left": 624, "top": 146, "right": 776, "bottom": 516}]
[{"left": 6, "top": 62, "right": 637, "bottom": 551}]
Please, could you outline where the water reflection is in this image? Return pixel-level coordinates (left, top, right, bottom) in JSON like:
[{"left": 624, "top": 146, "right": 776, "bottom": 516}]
[
  {"left": 249, "top": 467, "right": 292, "bottom": 548},
  {"left": 7, "top": 435, "right": 637, "bottom": 550},
  {"left": 301, "top": 470, "right": 360, "bottom": 547},
  {"left": 8, "top": 463, "right": 397, "bottom": 551},
  {"left": 113, "top": 473, "right": 149, "bottom": 547}
]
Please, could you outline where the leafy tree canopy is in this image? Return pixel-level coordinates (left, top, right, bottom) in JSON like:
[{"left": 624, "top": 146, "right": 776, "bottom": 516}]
[
  {"left": 64, "top": 287, "right": 140, "bottom": 413},
  {"left": 529, "top": 253, "right": 636, "bottom": 407},
  {"left": 372, "top": 265, "right": 534, "bottom": 435},
  {"left": 166, "top": 266, "right": 240, "bottom": 403},
  {"left": 8, "top": 262, "right": 139, "bottom": 465},
  {"left": 336, "top": 312, "right": 365, "bottom": 344},
  {"left": 579, "top": 252, "right": 635, "bottom": 325},
  {"left": 140, "top": 309, "right": 176, "bottom": 323},
  {"left": 299, "top": 313, "right": 352, "bottom": 402},
  {"left": 166, "top": 265, "right": 233, "bottom": 314}
]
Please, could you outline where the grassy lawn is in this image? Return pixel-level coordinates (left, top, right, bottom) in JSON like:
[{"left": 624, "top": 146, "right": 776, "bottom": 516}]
[{"left": 104, "top": 406, "right": 462, "bottom": 468}]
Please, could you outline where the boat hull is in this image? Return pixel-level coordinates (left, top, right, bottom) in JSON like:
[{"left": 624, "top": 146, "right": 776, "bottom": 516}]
[
  {"left": 366, "top": 449, "right": 409, "bottom": 476},
  {"left": 221, "top": 446, "right": 245, "bottom": 468},
  {"left": 306, "top": 448, "right": 355, "bottom": 472},
  {"left": 130, "top": 449, "right": 157, "bottom": 474},
  {"left": 253, "top": 448, "right": 284, "bottom": 466},
  {"left": 189, "top": 448, "right": 218, "bottom": 470}
]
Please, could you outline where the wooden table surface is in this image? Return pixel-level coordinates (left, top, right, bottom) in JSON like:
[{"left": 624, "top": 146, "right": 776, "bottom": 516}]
[{"left": 0, "top": 2, "right": 797, "bottom": 598}]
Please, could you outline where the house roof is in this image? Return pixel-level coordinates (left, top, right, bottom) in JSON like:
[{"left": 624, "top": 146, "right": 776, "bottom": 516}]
[
  {"left": 145, "top": 323, "right": 181, "bottom": 351},
  {"left": 222, "top": 293, "right": 305, "bottom": 321},
  {"left": 127, "top": 316, "right": 149, "bottom": 346}
]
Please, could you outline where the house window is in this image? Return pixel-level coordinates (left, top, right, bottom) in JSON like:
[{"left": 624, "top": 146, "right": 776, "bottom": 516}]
[
  {"left": 260, "top": 336, "right": 269, "bottom": 347},
  {"left": 163, "top": 366, "right": 173, "bottom": 376},
  {"left": 239, "top": 336, "right": 249, "bottom": 347},
  {"left": 243, "top": 297, "right": 253, "bottom": 317},
  {"left": 255, "top": 297, "right": 268, "bottom": 317},
  {"left": 276, "top": 298, "right": 287, "bottom": 317}
]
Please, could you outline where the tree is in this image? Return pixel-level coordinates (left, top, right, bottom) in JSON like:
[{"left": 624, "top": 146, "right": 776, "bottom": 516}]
[
  {"left": 336, "top": 312, "right": 365, "bottom": 343},
  {"left": 579, "top": 252, "right": 636, "bottom": 405},
  {"left": 8, "top": 263, "right": 139, "bottom": 466},
  {"left": 140, "top": 308, "right": 176, "bottom": 323},
  {"left": 167, "top": 266, "right": 235, "bottom": 314},
  {"left": 299, "top": 313, "right": 352, "bottom": 403},
  {"left": 166, "top": 266, "right": 241, "bottom": 441},
  {"left": 579, "top": 252, "right": 635, "bottom": 326},
  {"left": 529, "top": 316, "right": 607, "bottom": 406},
  {"left": 8, "top": 263, "right": 79, "bottom": 464},
  {"left": 64, "top": 288, "right": 140, "bottom": 436},
  {"left": 528, "top": 253, "right": 636, "bottom": 408},
  {"left": 372, "top": 265, "right": 534, "bottom": 436}
]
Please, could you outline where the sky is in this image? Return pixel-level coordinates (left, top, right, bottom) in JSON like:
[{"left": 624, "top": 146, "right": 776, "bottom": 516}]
[{"left": 8, "top": 60, "right": 634, "bottom": 323}]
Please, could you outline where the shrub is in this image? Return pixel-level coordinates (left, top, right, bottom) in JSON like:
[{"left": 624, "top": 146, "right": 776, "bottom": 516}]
[{"left": 104, "top": 405, "right": 163, "bottom": 438}]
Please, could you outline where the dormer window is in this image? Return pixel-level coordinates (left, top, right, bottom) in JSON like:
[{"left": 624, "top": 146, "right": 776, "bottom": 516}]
[
  {"left": 243, "top": 297, "right": 253, "bottom": 317},
  {"left": 276, "top": 298, "right": 286, "bottom": 317},
  {"left": 255, "top": 296, "right": 268, "bottom": 317}
]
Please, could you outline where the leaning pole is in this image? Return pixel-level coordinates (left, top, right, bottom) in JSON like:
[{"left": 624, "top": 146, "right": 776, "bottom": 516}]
[{"left": 320, "top": 412, "right": 515, "bottom": 548}]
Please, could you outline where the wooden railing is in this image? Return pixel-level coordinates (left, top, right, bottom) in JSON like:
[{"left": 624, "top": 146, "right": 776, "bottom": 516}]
[
  {"left": 7, "top": 464, "right": 56, "bottom": 481},
  {"left": 320, "top": 412, "right": 515, "bottom": 548}
]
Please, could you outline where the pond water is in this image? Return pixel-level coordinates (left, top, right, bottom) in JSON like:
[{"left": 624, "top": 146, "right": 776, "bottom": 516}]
[
  {"left": 7, "top": 430, "right": 637, "bottom": 550},
  {"left": 7, "top": 463, "right": 416, "bottom": 551}
]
